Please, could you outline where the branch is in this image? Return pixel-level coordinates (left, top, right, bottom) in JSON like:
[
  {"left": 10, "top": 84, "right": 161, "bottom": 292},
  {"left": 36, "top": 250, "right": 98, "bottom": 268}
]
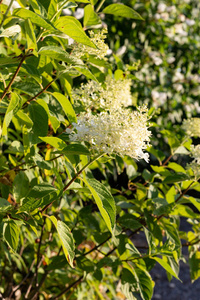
[
  {"left": 35, "top": 218, "right": 46, "bottom": 287},
  {"left": 22, "top": 80, "right": 54, "bottom": 108},
  {"left": 50, "top": 276, "right": 83, "bottom": 300},
  {"left": 1, "top": 55, "right": 27, "bottom": 101}
]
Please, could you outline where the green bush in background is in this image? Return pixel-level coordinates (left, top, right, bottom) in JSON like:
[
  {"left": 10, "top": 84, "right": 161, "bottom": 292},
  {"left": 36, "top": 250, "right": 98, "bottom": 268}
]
[{"left": 0, "top": 0, "right": 200, "bottom": 299}]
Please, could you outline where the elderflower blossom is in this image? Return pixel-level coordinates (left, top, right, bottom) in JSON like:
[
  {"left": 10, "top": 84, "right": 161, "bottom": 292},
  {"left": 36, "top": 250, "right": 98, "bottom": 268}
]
[
  {"left": 72, "top": 77, "right": 133, "bottom": 111},
  {"left": 72, "top": 28, "right": 109, "bottom": 59},
  {"left": 181, "top": 118, "right": 200, "bottom": 137},
  {"left": 187, "top": 145, "right": 200, "bottom": 179},
  {"left": 68, "top": 107, "right": 151, "bottom": 162}
]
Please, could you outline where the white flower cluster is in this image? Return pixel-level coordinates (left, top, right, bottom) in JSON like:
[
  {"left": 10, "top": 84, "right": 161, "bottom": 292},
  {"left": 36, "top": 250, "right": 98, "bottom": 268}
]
[
  {"left": 72, "top": 77, "right": 133, "bottom": 111},
  {"left": 72, "top": 28, "right": 109, "bottom": 59},
  {"left": 187, "top": 144, "right": 200, "bottom": 179},
  {"left": 67, "top": 79, "right": 151, "bottom": 161},
  {"left": 181, "top": 118, "right": 200, "bottom": 137}
]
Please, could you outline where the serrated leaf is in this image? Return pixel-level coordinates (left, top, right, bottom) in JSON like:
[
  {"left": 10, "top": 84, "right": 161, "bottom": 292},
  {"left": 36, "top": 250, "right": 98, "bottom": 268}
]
[
  {"left": 54, "top": 16, "right": 96, "bottom": 48},
  {"left": 52, "top": 92, "right": 77, "bottom": 123},
  {"left": 48, "top": 216, "right": 75, "bottom": 268},
  {"left": 83, "top": 177, "right": 116, "bottom": 233},
  {"left": 13, "top": 8, "right": 56, "bottom": 31},
  {"left": 18, "top": 183, "right": 59, "bottom": 213},
  {"left": 38, "top": 46, "right": 82, "bottom": 64},
  {"left": 150, "top": 256, "right": 181, "bottom": 281},
  {"left": 103, "top": 4, "right": 143, "bottom": 20},
  {"left": 121, "top": 263, "right": 153, "bottom": 300},
  {"left": 3, "top": 220, "right": 20, "bottom": 251}
]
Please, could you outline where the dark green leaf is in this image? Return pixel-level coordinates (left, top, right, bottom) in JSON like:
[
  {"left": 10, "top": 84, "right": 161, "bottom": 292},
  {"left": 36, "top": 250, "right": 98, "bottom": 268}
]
[
  {"left": 118, "top": 214, "right": 141, "bottom": 231},
  {"left": 28, "top": 103, "right": 48, "bottom": 144},
  {"left": 3, "top": 220, "right": 20, "bottom": 251}
]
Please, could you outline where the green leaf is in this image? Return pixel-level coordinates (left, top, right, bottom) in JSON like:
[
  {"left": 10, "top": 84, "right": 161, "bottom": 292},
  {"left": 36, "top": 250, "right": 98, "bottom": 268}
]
[
  {"left": 24, "top": 19, "right": 38, "bottom": 55},
  {"left": 163, "top": 173, "right": 190, "bottom": 184},
  {"left": 167, "top": 162, "right": 186, "bottom": 173},
  {"left": 150, "top": 256, "right": 181, "bottom": 281},
  {"left": 29, "top": 0, "right": 41, "bottom": 15},
  {"left": 28, "top": 102, "right": 48, "bottom": 144},
  {"left": 18, "top": 183, "right": 59, "bottom": 213},
  {"left": 39, "top": 136, "right": 67, "bottom": 150},
  {"left": 62, "top": 144, "right": 90, "bottom": 155},
  {"left": 3, "top": 220, "right": 20, "bottom": 251},
  {"left": 13, "top": 8, "right": 56, "bottom": 31},
  {"left": 135, "top": 265, "right": 154, "bottom": 300},
  {"left": 38, "top": 46, "right": 82, "bottom": 64},
  {"left": 54, "top": 16, "right": 96, "bottom": 48},
  {"left": 83, "top": 177, "right": 116, "bottom": 233},
  {"left": 189, "top": 250, "right": 200, "bottom": 281},
  {"left": 52, "top": 92, "right": 77, "bottom": 123},
  {"left": 103, "top": 4, "right": 144, "bottom": 20},
  {"left": 0, "top": 56, "right": 21, "bottom": 66},
  {"left": 73, "top": 65, "right": 98, "bottom": 81},
  {"left": 48, "top": 216, "right": 75, "bottom": 268},
  {"left": 13, "top": 172, "right": 29, "bottom": 203},
  {"left": 84, "top": 4, "right": 101, "bottom": 27},
  {"left": 118, "top": 214, "right": 141, "bottom": 231},
  {"left": 188, "top": 197, "right": 200, "bottom": 212},
  {"left": 2, "top": 93, "right": 20, "bottom": 136},
  {"left": 15, "top": 110, "right": 33, "bottom": 128},
  {"left": 121, "top": 263, "right": 153, "bottom": 300}
]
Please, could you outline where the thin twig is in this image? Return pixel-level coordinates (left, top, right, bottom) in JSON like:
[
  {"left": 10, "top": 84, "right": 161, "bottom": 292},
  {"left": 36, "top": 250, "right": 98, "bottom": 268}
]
[
  {"left": 35, "top": 218, "right": 46, "bottom": 287},
  {"left": 50, "top": 276, "right": 83, "bottom": 300},
  {"left": 22, "top": 80, "right": 54, "bottom": 108},
  {"left": 10, "top": 259, "right": 36, "bottom": 297},
  {"left": 1, "top": 55, "right": 27, "bottom": 101},
  {"left": 24, "top": 258, "right": 43, "bottom": 299}
]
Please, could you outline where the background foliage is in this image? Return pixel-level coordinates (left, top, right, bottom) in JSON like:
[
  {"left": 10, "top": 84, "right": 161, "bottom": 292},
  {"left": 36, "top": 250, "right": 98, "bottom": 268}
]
[{"left": 0, "top": 0, "right": 200, "bottom": 299}]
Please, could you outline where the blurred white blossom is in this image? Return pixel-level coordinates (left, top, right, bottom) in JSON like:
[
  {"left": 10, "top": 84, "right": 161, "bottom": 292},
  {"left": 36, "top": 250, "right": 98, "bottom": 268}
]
[
  {"left": 187, "top": 144, "right": 200, "bottom": 179},
  {"left": 74, "top": 8, "right": 84, "bottom": 19},
  {"left": 182, "top": 118, "right": 200, "bottom": 137},
  {"left": 149, "top": 51, "right": 163, "bottom": 65},
  {"left": 2, "top": 0, "right": 20, "bottom": 12},
  {"left": 157, "top": 3, "right": 167, "bottom": 13}
]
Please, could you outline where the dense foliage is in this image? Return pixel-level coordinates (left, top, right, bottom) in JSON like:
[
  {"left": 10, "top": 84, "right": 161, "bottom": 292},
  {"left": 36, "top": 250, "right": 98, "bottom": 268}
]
[{"left": 0, "top": 0, "right": 200, "bottom": 299}]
